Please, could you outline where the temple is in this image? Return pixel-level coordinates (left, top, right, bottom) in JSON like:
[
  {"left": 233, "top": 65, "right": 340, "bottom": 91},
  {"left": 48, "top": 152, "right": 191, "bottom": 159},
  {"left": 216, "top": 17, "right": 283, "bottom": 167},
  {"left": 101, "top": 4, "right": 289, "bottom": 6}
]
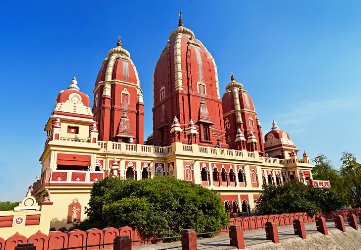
[{"left": 26, "top": 14, "right": 330, "bottom": 230}]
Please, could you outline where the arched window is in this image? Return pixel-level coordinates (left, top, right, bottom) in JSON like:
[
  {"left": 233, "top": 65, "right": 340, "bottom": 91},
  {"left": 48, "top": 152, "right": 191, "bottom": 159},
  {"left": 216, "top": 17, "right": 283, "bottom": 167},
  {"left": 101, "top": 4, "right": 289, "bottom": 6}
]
[
  {"left": 221, "top": 168, "right": 227, "bottom": 182},
  {"left": 229, "top": 169, "right": 235, "bottom": 182},
  {"left": 198, "top": 82, "right": 206, "bottom": 96},
  {"left": 225, "top": 118, "right": 230, "bottom": 130},
  {"left": 238, "top": 169, "right": 245, "bottom": 182},
  {"left": 224, "top": 201, "right": 230, "bottom": 212},
  {"left": 203, "top": 125, "right": 210, "bottom": 141},
  {"left": 232, "top": 201, "right": 239, "bottom": 214},
  {"left": 142, "top": 167, "right": 148, "bottom": 179},
  {"left": 121, "top": 88, "right": 130, "bottom": 110},
  {"left": 201, "top": 167, "right": 208, "bottom": 181},
  {"left": 249, "top": 118, "right": 254, "bottom": 131},
  {"left": 213, "top": 168, "right": 219, "bottom": 182},
  {"left": 126, "top": 167, "right": 134, "bottom": 180},
  {"left": 262, "top": 175, "right": 267, "bottom": 185},
  {"left": 159, "top": 86, "right": 165, "bottom": 101}
]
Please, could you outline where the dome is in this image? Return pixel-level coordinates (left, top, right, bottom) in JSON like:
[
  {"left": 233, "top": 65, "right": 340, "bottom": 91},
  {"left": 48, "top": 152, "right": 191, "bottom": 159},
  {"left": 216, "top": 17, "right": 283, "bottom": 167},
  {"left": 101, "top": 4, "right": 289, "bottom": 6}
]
[
  {"left": 153, "top": 14, "right": 220, "bottom": 99},
  {"left": 56, "top": 77, "right": 90, "bottom": 107},
  {"left": 54, "top": 77, "right": 93, "bottom": 117},
  {"left": 95, "top": 39, "right": 140, "bottom": 86},
  {"left": 264, "top": 120, "right": 297, "bottom": 149}
]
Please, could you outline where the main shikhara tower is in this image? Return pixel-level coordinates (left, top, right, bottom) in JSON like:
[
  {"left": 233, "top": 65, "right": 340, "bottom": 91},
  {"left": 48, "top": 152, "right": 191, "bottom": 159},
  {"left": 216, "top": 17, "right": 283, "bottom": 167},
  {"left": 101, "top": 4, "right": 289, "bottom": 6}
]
[
  {"left": 25, "top": 14, "right": 329, "bottom": 231},
  {"left": 152, "top": 13, "right": 225, "bottom": 147}
]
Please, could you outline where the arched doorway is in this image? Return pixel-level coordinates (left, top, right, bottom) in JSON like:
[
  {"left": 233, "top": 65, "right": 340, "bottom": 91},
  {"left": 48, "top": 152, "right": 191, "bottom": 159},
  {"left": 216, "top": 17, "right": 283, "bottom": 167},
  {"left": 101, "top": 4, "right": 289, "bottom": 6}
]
[
  {"left": 201, "top": 167, "right": 208, "bottom": 181},
  {"left": 126, "top": 167, "right": 135, "bottom": 180},
  {"left": 241, "top": 200, "right": 249, "bottom": 216},
  {"left": 229, "top": 169, "right": 235, "bottom": 182},
  {"left": 232, "top": 201, "right": 239, "bottom": 215},
  {"left": 238, "top": 169, "right": 244, "bottom": 182},
  {"left": 142, "top": 167, "right": 148, "bottom": 179},
  {"left": 221, "top": 168, "right": 227, "bottom": 182},
  {"left": 213, "top": 168, "right": 219, "bottom": 182}
]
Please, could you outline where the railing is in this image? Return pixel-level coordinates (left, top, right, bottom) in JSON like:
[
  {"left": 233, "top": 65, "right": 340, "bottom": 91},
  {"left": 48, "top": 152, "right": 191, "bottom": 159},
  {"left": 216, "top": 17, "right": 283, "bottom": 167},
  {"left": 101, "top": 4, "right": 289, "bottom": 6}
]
[
  {"left": 59, "top": 137, "right": 88, "bottom": 143},
  {"left": 95, "top": 141, "right": 287, "bottom": 167},
  {"left": 311, "top": 179, "right": 331, "bottom": 188},
  {"left": 49, "top": 170, "right": 104, "bottom": 184}
]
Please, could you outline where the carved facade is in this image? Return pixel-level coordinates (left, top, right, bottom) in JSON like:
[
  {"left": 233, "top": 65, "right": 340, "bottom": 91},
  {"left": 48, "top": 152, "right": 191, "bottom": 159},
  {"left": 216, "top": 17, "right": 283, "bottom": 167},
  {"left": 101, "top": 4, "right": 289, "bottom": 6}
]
[{"left": 29, "top": 15, "right": 330, "bottom": 229}]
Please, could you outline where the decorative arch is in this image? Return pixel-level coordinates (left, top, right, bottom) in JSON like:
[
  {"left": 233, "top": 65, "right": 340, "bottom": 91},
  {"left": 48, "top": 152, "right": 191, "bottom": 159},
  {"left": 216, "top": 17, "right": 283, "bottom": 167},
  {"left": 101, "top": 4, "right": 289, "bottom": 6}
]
[
  {"left": 184, "top": 165, "right": 194, "bottom": 182},
  {"left": 67, "top": 198, "right": 81, "bottom": 223},
  {"left": 229, "top": 168, "right": 235, "bottom": 182}
]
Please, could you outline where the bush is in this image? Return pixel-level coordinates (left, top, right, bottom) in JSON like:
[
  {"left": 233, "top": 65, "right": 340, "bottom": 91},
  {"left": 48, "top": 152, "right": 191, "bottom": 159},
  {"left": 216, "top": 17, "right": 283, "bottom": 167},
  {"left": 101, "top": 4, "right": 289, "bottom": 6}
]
[
  {"left": 78, "top": 177, "right": 229, "bottom": 237},
  {"left": 255, "top": 181, "right": 343, "bottom": 216}
]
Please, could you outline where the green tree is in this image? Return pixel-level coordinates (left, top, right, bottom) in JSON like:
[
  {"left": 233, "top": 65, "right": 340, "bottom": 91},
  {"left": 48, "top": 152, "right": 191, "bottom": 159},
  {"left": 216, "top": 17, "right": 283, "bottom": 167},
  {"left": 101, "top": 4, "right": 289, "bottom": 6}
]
[
  {"left": 78, "top": 177, "right": 229, "bottom": 237},
  {"left": 255, "top": 181, "right": 343, "bottom": 216},
  {"left": 0, "top": 201, "right": 19, "bottom": 211},
  {"left": 312, "top": 154, "right": 347, "bottom": 204},
  {"left": 340, "top": 152, "right": 361, "bottom": 207}
]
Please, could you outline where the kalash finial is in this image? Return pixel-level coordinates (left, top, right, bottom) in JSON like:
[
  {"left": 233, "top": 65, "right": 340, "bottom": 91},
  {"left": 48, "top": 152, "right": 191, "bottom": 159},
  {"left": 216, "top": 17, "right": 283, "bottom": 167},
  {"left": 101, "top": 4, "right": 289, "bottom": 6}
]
[
  {"left": 231, "top": 73, "right": 235, "bottom": 81},
  {"left": 68, "top": 77, "right": 80, "bottom": 91},
  {"left": 116, "top": 35, "right": 122, "bottom": 47},
  {"left": 178, "top": 12, "right": 184, "bottom": 27}
]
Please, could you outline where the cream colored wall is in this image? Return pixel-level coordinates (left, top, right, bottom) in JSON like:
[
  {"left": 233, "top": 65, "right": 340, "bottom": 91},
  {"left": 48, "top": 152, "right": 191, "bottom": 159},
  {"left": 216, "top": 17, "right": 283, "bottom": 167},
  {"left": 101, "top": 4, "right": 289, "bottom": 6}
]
[
  {"left": 46, "top": 187, "right": 92, "bottom": 229},
  {"left": 59, "top": 122, "right": 90, "bottom": 141},
  {"left": 0, "top": 205, "right": 53, "bottom": 239}
]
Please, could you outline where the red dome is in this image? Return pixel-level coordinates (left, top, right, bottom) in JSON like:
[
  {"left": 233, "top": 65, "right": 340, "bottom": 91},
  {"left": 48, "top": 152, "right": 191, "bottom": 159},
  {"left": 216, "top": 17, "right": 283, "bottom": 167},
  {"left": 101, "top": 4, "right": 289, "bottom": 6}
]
[
  {"left": 56, "top": 78, "right": 90, "bottom": 107},
  {"left": 240, "top": 91, "right": 255, "bottom": 111},
  {"left": 264, "top": 120, "right": 296, "bottom": 149},
  {"left": 95, "top": 41, "right": 139, "bottom": 86},
  {"left": 154, "top": 26, "right": 220, "bottom": 99}
]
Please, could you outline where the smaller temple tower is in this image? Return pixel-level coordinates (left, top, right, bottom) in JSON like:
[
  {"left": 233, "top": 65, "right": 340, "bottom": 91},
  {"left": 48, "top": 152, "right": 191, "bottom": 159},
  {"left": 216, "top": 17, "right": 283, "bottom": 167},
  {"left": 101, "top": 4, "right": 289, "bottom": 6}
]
[
  {"left": 44, "top": 77, "right": 98, "bottom": 170},
  {"left": 264, "top": 120, "right": 299, "bottom": 159},
  {"left": 93, "top": 38, "right": 144, "bottom": 144},
  {"left": 222, "top": 75, "right": 264, "bottom": 154}
]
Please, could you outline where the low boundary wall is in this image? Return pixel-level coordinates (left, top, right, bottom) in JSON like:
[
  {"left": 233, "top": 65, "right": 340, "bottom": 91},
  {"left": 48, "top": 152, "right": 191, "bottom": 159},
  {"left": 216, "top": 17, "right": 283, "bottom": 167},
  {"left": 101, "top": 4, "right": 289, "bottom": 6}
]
[{"left": 1, "top": 208, "right": 360, "bottom": 250}]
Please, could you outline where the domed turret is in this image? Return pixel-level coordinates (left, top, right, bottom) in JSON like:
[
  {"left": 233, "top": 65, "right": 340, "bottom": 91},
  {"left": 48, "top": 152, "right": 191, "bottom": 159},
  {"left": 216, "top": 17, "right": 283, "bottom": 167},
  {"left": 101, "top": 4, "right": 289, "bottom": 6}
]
[
  {"left": 264, "top": 120, "right": 298, "bottom": 159},
  {"left": 152, "top": 13, "right": 225, "bottom": 146},
  {"left": 55, "top": 77, "right": 92, "bottom": 116},
  {"left": 95, "top": 37, "right": 140, "bottom": 87},
  {"left": 44, "top": 77, "right": 96, "bottom": 145},
  {"left": 93, "top": 38, "right": 144, "bottom": 144},
  {"left": 222, "top": 74, "right": 264, "bottom": 154}
]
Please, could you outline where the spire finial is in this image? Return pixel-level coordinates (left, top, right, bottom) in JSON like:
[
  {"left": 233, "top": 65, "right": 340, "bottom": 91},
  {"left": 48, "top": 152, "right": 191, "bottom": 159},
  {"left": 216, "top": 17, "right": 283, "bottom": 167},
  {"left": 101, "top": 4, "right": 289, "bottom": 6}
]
[
  {"left": 68, "top": 77, "right": 80, "bottom": 90},
  {"left": 231, "top": 73, "right": 235, "bottom": 81},
  {"left": 117, "top": 35, "right": 122, "bottom": 47},
  {"left": 178, "top": 12, "right": 184, "bottom": 27},
  {"left": 271, "top": 120, "right": 279, "bottom": 130}
]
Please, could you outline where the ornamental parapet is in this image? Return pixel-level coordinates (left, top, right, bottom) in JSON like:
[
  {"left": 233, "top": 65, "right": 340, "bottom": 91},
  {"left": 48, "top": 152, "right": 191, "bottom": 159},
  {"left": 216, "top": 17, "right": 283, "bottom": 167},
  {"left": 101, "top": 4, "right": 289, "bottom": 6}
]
[{"left": 310, "top": 179, "right": 331, "bottom": 188}]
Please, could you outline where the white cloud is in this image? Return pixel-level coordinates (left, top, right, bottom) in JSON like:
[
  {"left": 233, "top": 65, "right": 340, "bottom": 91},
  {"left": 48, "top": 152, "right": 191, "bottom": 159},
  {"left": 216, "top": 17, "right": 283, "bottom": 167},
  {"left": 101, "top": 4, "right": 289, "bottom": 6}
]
[{"left": 274, "top": 98, "right": 360, "bottom": 126}]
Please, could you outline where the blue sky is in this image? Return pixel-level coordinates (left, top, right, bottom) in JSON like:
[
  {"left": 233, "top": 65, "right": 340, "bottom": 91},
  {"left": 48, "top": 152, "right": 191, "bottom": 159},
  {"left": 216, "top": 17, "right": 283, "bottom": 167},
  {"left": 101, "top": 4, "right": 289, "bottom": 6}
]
[{"left": 0, "top": 1, "right": 360, "bottom": 201}]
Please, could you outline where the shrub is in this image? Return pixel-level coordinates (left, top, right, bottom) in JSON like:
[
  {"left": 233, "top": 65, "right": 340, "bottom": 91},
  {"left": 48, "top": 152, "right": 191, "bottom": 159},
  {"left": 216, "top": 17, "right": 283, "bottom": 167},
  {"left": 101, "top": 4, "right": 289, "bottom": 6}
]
[
  {"left": 255, "top": 181, "right": 343, "bottom": 216},
  {"left": 78, "top": 177, "right": 229, "bottom": 237}
]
